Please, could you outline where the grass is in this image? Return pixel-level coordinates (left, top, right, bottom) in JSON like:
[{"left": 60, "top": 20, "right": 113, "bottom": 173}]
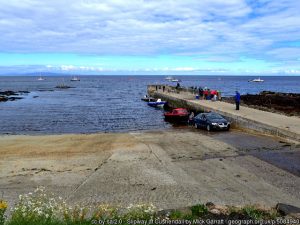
[
  {"left": 169, "top": 210, "right": 182, "bottom": 219},
  {"left": 191, "top": 204, "right": 208, "bottom": 217},
  {"left": 0, "top": 187, "right": 286, "bottom": 225}
]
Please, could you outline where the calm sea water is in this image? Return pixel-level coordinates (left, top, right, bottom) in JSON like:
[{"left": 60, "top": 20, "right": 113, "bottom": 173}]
[{"left": 0, "top": 75, "right": 299, "bottom": 134}]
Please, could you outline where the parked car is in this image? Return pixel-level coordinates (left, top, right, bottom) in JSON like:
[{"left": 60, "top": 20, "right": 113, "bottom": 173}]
[{"left": 193, "top": 112, "right": 230, "bottom": 131}]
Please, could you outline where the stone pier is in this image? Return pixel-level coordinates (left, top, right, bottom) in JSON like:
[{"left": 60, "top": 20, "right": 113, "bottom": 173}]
[{"left": 148, "top": 85, "right": 300, "bottom": 143}]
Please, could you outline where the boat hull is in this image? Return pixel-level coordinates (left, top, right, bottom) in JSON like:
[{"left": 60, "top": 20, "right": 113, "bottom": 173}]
[
  {"left": 141, "top": 97, "right": 156, "bottom": 102},
  {"left": 164, "top": 115, "right": 189, "bottom": 122},
  {"left": 147, "top": 102, "right": 166, "bottom": 107}
]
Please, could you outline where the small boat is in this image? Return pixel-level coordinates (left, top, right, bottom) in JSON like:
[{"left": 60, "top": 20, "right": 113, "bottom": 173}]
[
  {"left": 165, "top": 76, "right": 174, "bottom": 81},
  {"left": 171, "top": 78, "right": 181, "bottom": 82},
  {"left": 141, "top": 95, "right": 156, "bottom": 102},
  {"left": 70, "top": 76, "right": 80, "bottom": 81},
  {"left": 37, "top": 74, "right": 45, "bottom": 81},
  {"left": 249, "top": 77, "right": 264, "bottom": 82},
  {"left": 147, "top": 99, "right": 167, "bottom": 108},
  {"left": 164, "top": 108, "right": 189, "bottom": 122},
  {"left": 55, "top": 84, "right": 71, "bottom": 89},
  {"left": 55, "top": 78, "right": 71, "bottom": 89}
]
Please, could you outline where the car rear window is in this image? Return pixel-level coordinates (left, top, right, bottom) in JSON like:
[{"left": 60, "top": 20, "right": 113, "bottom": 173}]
[{"left": 207, "top": 113, "right": 224, "bottom": 119}]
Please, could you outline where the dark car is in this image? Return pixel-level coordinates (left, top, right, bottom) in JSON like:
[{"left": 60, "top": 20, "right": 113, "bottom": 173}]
[{"left": 193, "top": 112, "right": 230, "bottom": 131}]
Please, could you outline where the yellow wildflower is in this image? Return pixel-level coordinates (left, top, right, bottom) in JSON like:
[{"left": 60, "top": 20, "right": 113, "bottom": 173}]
[{"left": 0, "top": 200, "right": 8, "bottom": 209}]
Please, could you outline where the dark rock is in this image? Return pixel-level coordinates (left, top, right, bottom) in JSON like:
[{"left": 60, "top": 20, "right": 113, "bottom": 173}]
[
  {"left": 0, "top": 96, "right": 8, "bottom": 102},
  {"left": 224, "top": 91, "right": 300, "bottom": 116},
  {"left": 8, "top": 97, "right": 23, "bottom": 101},
  {"left": 156, "top": 207, "right": 192, "bottom": 217},
  {"left": 38, "top": 89, "right": 54, "bottom": 92},
  {"left": 241, "top": 92, "right": 300, "bottom": 116},
  {"left": 55, "top": 85, "right": 72, "bottom": 89},
  {"left": 0, "top": 90, "right": 17, "bottom": 96},
  {"left": 206, "top": 202, "right": 215, "bottom": 209},
  {"left": 276, "top": 203, "right": 300, "bottom": 216},
  {"left": 0, "top": 90, "right": 30, "bottom": 103}
]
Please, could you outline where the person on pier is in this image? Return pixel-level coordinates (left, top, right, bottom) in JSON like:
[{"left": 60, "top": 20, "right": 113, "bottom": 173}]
[{"left": 235, "top": 91, "right": 241, "bottom": 110}]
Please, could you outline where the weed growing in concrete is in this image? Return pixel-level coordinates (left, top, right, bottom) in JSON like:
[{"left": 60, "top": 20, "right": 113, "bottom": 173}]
[
  {"left": 0, "top": 200, "right": 8, "bottom": 225},
  {"left": 191, "top": 204, "right": 208, "bottom": 217},
  {"left": 1, "top": 187, "right": 287, "bottom": 225}
]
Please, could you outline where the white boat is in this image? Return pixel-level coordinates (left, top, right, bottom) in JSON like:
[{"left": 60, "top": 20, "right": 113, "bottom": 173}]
[
  {"left": 249, "top": 77, "right": 264, "bottom": 82},
  {"left": 147, "top": 98, "right": 167, "bottom": 108},
  {"left": 37, "top": 75, "right": 45, "bottom": 81},
  {"left": 171, "top": 79, "right": 181, "bottom": 82},
  {"left": 70, "top": 76, "right": 80, "bottom": 81},
  {"left": 165, "top": 76, "right": 174, "bottom": 81}
]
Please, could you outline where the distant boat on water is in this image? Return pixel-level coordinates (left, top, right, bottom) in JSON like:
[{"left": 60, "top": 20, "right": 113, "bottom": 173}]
[
  {"left": 165, "top": 76, "right": 181, "bottom": 82},
  {"left": 165, "top": 76, "right": 174, "bottom": 81},
  {"left": 55, "top": 78, "right": 71, "bottom": 89},
  {"left": 141, "top": 95, "right": 156, "bottom": 102},
  {"left": 37, "top": 74, "right": 45, "bottom": 81},
  {"left": 249, "top": 77, "right": 264, "bottom": 82},
  {"left": 70, "top": 76, "right": 80, "bottom": 81}
]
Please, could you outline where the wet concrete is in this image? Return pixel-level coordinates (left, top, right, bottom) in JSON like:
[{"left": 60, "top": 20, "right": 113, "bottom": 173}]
[
  {"left": 174, "top": 126, "right": 300, "bottom": 177},
  {"left": 250, "top": 150, "right": 300, "bottom": 177},
  {"left": 211, "top": 130, "right": 300, "bottom": 177}
]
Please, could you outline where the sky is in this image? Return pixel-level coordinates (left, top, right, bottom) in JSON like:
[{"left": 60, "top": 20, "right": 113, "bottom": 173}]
[{"left": 0, "top": 0, "right": 300, "bottom": 75}]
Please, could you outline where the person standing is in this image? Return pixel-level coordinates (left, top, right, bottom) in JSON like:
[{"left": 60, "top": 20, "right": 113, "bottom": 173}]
[
  {"left": 198, "top": 87, "right": 203, "bottom": 98},
  {"left": 217, "top": 90, "right": 222, "bottom": 101},
  {"left": 235, "top": 91, "right": 241, "bottom": 110},
  {"left": 203, "top": 89, "right": 208, "bottom": 100},
  {"left": 188, "top": 112, "right": 195, "bottom": 125},
  {"left": 163, "top": 86, "right": 165, "bottom": 92}
]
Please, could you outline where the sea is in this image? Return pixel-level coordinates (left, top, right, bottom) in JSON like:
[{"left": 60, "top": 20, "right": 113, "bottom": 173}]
[{"left": 0, "top": 75, "right": 299, "bottom": 135}]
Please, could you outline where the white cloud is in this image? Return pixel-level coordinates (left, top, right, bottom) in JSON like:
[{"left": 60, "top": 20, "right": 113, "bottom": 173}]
[
  {"left": 173, "top": 67, "right": 197, "bottom": 71},
  {"left": 0, "top": 0, "right": 254, "bottom": 55},
  {"left": 61, "top": 65, "right": 76, "bottom": 71},
  {"left": 59, "top": 65, "right": 104, "bottom": 71},
  {"left": 0, "top": 0, "right": 299, "bottom": 72}
]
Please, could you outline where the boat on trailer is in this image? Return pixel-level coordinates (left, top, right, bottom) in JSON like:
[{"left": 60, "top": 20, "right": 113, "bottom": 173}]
[{"left": 164, "top": 108, "right": 189, "bottom": 122}]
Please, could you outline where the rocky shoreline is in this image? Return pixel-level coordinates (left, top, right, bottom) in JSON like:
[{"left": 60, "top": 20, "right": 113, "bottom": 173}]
[
  {"left": 0, "top": 90, "right": 29, "bottom": 102},
  {"left": 223, "top": 91, "right": 300, "bottom": 117}
]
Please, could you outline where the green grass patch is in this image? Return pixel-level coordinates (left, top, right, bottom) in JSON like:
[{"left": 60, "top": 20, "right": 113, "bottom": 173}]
[{"left": 0, "top": 187, "right": 287, "bottom": 225}]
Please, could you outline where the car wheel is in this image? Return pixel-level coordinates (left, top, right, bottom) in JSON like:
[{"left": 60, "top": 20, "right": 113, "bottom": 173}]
[
  {"left": 226, "top": 124, "right": 230, "bottom": 131},
  {"left": 195, "top": 123, "right": 198, "bottom": 129},
  {"left": 206, "top": 125, "right": 211, "bottom": 131}
]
